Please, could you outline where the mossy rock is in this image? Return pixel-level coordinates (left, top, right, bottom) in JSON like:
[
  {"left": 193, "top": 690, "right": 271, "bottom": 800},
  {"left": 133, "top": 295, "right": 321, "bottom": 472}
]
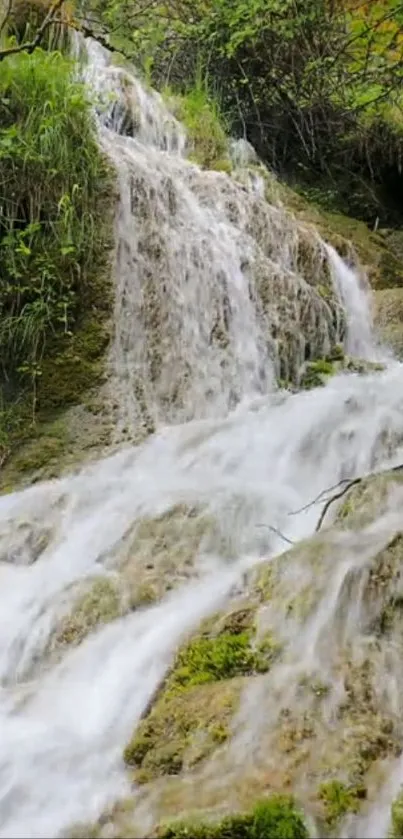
[
  {"left": 123, "top": 612, "right": 281, "bottom": 783},
  {"left": 335, "top": 470, "right": 403, "bottom": 530},
  {"left": 124, "top": 678, "right": 242, "bottom": 783},
  {"left": 53, "top": 576, "right": 122, "bottom": 649},
  {"left": 294, "top": 345, "right": 384, "bottom": 391},
  {"left": 157, "top": 795, "right": 309, "bottom": 839},
  {"left": 66, "top": 795, "right": 309, "bottom": 839},
  {"left": 318, "top": 780, "right": 365, "bottom": 831},
  {"left": 276, "top": 183, "right": 403, "bottom": 291},
  {"left": 115, "top": 504, "right": 216, "bottom": 608},
  {"left": 389, "top": 789, "right": 403, "bottom": 838}
]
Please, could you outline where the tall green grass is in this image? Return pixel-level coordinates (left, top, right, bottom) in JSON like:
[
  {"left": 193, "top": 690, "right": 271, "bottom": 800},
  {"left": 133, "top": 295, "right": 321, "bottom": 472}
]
[
  {"left": 163, "top": 75, "right": 230, "bottom": 170},
  {"left": 0, "top": 47, "right": 111, "bottom": 401}
]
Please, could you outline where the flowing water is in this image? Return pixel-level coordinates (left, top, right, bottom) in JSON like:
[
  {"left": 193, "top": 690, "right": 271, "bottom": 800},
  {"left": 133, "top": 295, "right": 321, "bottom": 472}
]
[{"left": 1, "top": 37, "right": 403, "bottom": 839}]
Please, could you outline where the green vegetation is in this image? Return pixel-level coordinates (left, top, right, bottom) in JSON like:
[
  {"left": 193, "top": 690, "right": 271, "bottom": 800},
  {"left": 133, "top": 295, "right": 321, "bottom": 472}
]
[
  {"left": 0, "top": 43, "right": 113, "bottom": 468},
  {"left": 165, "top": 80, "right": 230, "bottom": 170},
  {"left": 318, "top": 780, "right": 365, "bottom": 829},
  {"left": 298, "top": 353, "right": 384, "bottom": 391},
  {"left": 158, "top": 795, "right": 309, "bottom": 839},
  {"left": 83, "top": 0, "right": 403, "bottom": 228},
  {"left": 123, "top": 617, "right": 280, "bottom": 782},
  {"left": 169, "top": 630, "right": 277, "bottom": 690},
  {"left": 54, "top": 576, "right": 121, "bottom": 648},
  {"left": 123, "top": 678, "right": 240, "bottom": 781},
  {"left": 389, "top": 789, "right": 403, "bottom": 838}
]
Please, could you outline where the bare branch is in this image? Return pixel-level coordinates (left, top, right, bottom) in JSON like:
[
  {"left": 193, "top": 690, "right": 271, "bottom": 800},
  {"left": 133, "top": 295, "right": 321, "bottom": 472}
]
[
  {"left": 0, "top": 0, "right": 67, "bottom": 62},
  {"left": 315, "top": 462, "right": 403, "bottom": 532},
  {"left": 289, "top": 478, "right": 355, "bottom": 516},
  {"left": 256, "top": 523, "right": 295, "bottom": 546},
  {"left": 315, "top": 477, "right": 362, "bottom": 532}
]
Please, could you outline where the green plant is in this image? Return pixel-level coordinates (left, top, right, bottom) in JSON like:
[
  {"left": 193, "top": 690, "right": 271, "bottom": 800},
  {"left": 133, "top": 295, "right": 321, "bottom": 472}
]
[
  {"left": 0, "top": 47, "right": 111, "bottom": 421},
  {"left": 169, "top": 630, "right": 273, "bottom": 690},
  {"left": 164, "top": 77, "right": 229, "bottom": 168},
  {"left": 319, "top": 780, "right": 364, "bottom": 828},
  {"left": 158, "top": 795, "right": 309, "bottom": 838},
  {"left": 389, "top": 789, "right": 403, "bottom": 838},
  {"left": 91, "top": 0, "right": 403, "bottom": 226}
]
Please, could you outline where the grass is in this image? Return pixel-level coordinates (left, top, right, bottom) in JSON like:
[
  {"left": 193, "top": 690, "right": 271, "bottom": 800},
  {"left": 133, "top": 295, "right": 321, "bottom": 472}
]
[
  {"left": 318, "top": 780, "right": 365, "bottom": 829},
  {"left": 389, "top": 789, "right": 403, "bottom": 838},
  {"left": 168, "top": 627, "right": 280, "bottom": 691},
  {"left": 158, "top": 795, "right": 309, "bottom": 839},
  {"left": 164, "top": 78, "right": 230, "bottom": 169},
  {"left": 0, "top": 45, "right": 113, "bottom": 461}
]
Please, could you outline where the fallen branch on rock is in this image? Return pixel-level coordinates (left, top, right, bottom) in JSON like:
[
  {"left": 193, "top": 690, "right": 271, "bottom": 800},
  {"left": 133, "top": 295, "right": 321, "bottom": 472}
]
[
  {"left": 256, "top": 523, "right": 295, "bottom": 545},
  {"left": 314, "top": 477, "right": 362, "bottom": 531}
]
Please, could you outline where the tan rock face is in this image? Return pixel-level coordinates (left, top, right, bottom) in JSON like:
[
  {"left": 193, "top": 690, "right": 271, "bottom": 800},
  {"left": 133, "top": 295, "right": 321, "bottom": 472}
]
[{"left": 373, "top": 288, "right": 403, "bottom": 358}]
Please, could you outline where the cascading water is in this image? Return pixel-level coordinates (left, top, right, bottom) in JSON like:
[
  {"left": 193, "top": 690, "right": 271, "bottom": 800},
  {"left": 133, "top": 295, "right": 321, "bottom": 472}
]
[{"left": 1, "top": 35, "right": 403, "bottom": 839}]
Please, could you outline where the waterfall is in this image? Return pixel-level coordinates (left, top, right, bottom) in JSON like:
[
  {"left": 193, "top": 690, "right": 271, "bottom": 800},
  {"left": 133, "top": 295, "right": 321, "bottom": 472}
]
[{"left": 1, "top": 36, "right": 403, "bottom": 839}]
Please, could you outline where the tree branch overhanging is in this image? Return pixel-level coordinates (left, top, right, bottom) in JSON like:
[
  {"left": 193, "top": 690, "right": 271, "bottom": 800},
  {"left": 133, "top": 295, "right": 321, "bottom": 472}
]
[
  {"left": 0, "top": 0, "right": 134, "bottom": 62},
  {"left": 0, "top": 0, "right": 67, "bottom": 61}
]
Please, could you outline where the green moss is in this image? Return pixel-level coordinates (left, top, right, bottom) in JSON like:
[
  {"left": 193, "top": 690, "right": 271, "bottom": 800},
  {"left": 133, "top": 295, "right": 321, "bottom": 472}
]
[
  {"left": 158, "top": 795, "right": 309, "bottom": 839},
  {"left": 299, "top": 353, "right": 384, "bottom": 391},
  {"left": 123, "top": 679, "right": 241, "bottom": 781},
  {"left": 169, "top": 630, "right": 275, "bottom": 691},
  {"left": 211, "top": 159, "right": 233, "bottom": 174},
  {"left": 335, "top": 471, "right": 403, "bottom": 529},
  {"left": 389, "top": 789, "right": 403, "bottom": 838},
  {"left": 318, "top": 780, "right": 365, "bottom": 829},
  {"left": 300, "top": 359, "right": 334, "bottom": 390},
  {"left": 54, "top": 577, "right": 121, "bottom": 648}
]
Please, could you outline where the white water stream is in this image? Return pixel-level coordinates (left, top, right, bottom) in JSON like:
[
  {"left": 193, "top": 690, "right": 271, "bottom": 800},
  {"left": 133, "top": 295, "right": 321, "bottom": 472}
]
[{"left": 1, "top": 37, "right": 403, "bottom": 839}]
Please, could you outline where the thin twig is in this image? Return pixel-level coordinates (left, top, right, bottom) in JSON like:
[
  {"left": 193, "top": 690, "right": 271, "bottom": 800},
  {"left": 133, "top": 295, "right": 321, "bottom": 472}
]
[
  {"left": 315, "top": 477, "right": 362, "bottom": 532},
  {"left": 256, "top": 524, "right": 295, "bottom": 546},
  {"left": 289, "top": 477, "right": 355, "bottom": 516},
  {"left": 315, "top": 462, "right": 403, "bottom": 532}
]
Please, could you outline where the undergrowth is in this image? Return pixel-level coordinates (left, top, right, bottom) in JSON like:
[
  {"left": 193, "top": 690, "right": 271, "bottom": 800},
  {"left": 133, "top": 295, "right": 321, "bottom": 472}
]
[
  {"left": 164, "top": 78, "right": 229, "bottom": 170},
  {"left": 0, "top": 46, "right": 113, "bottom": 461}
]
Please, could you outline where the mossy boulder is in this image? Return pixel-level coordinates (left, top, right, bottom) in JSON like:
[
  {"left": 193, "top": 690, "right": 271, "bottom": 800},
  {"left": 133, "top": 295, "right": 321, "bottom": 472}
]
[
  {"left": 318, "top": 780, "right": 365, "bottom": 831},
  {"left": 124, "top": 678, "right": 242, "bottom": 783},
  {"left": 47, "top": 504, "right": 218, "bottom": 656},
  {"left": 112, "top": 503, "right": 217, "bottom": 609},
  {"left": 158, "top": 795, "right": 309, "bottom": 838},
  {"left": 124, "top": 611, "right": 280, "bottom": 783},
  {"left": 335, "top": 469, "right": 403, "bottom": 530},
  {"left": 53, "top": 577, "right": 122, "bottom": 649},
  {"left": 66, "top": 795, "right": 309, "bottom": 839},
  {"left": 65, "top": 476, "right": 403, "bottom": 837}
]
